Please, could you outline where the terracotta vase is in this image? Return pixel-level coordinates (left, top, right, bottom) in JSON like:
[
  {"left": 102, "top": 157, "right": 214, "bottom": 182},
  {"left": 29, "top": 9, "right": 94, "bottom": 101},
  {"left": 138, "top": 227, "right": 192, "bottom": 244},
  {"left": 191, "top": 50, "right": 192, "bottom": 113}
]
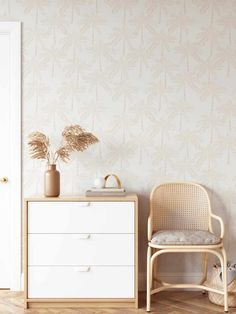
[{"left": 44, "top": 164, "right": 60, "bottom": 197}]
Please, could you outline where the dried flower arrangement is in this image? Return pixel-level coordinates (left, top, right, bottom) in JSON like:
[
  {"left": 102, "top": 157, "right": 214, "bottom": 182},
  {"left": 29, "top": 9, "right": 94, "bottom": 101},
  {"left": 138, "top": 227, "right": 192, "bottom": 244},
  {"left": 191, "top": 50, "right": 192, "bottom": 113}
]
[{"left": 28, "top": 125, "right": 99, "bottom": 164}]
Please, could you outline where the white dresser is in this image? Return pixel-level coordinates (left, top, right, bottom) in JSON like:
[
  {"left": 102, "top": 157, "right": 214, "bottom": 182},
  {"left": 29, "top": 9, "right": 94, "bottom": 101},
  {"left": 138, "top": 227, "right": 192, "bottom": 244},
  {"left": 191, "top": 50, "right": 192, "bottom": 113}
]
[{"left": 24, "top": 195, "right": 138, "bottom": 309}]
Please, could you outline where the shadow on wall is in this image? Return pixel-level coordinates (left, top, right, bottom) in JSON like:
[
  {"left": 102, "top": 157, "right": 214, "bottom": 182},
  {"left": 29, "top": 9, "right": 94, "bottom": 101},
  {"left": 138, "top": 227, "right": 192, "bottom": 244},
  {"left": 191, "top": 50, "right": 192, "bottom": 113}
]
[{"left": 138, "top": 193, "right": 149, "bottom": 275}]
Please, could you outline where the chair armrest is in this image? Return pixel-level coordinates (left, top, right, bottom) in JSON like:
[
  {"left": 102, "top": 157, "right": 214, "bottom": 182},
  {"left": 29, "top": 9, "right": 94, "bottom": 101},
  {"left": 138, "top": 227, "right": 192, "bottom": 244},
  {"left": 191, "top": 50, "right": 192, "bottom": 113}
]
[{"left": 210, "top": 213, "right": 225, "bottom": 239}]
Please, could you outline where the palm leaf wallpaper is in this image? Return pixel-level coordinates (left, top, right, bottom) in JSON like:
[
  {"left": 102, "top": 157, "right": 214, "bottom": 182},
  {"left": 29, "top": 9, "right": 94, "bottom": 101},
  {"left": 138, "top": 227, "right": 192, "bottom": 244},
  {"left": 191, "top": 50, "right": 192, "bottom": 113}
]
[{"left": 1, "top": 0, "right": 236, "bottom": 278}]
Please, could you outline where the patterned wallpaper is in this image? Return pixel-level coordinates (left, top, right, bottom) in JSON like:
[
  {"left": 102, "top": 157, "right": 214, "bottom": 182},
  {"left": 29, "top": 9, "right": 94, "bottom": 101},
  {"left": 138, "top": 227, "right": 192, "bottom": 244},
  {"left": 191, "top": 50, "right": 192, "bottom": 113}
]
[{"left": 1, "top": 0, "right": 236, "bottom": 277}]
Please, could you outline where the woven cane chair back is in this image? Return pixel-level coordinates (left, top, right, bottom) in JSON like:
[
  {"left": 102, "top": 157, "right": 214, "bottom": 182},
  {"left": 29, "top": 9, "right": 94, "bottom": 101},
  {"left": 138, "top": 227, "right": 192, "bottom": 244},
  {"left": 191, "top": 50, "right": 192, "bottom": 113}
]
[{"left": 150, "top": 182, "right": 211, "bottom": 232}]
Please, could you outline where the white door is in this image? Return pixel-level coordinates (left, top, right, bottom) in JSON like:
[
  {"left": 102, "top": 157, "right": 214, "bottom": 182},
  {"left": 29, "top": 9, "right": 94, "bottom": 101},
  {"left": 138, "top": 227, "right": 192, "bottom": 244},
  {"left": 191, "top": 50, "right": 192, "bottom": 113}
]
[{"left": 0, "top": 22, "right": 21, "bottom": 290}]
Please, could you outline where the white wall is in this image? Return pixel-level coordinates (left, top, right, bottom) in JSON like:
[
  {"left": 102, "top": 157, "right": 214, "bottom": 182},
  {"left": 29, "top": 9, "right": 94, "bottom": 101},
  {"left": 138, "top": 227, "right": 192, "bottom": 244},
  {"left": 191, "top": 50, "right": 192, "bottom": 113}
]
[{"left": 1, "top": 0, "right": 236, "bottom": 288}]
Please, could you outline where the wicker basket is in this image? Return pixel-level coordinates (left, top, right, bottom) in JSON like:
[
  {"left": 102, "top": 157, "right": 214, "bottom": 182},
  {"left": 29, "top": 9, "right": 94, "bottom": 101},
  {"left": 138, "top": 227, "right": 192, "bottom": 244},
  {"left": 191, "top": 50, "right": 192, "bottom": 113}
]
[{"left": 207, "top": 266, "right": 236, "bottom": 307}]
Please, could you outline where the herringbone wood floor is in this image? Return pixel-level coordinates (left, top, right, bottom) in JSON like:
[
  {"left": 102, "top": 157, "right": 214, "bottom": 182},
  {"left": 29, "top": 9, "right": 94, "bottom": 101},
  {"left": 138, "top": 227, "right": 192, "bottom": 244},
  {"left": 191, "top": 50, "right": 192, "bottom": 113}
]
[{"left": 0, "top": 291, "right": 235, "bottom": 314}]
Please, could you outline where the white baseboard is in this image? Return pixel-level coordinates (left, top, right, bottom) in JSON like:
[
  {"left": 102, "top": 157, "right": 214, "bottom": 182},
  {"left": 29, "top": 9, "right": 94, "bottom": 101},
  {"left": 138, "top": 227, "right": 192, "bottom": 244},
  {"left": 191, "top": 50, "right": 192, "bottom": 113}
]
[{"left": 139, "top": 272, "right": 204, "bottom": 291}]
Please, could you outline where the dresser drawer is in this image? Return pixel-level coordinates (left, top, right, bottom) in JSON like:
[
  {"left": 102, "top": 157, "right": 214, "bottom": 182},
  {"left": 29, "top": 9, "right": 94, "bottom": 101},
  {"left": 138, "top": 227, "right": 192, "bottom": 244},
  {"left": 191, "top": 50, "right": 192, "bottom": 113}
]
[
  {"left": 28, "top": 234, "right": 134, "bottom": 266},
  {"left": 28, "top": 201, "right": 134, "bottom": 234},
  {"left": 28, "top": 266, "right": 134, "bottom": 298}
]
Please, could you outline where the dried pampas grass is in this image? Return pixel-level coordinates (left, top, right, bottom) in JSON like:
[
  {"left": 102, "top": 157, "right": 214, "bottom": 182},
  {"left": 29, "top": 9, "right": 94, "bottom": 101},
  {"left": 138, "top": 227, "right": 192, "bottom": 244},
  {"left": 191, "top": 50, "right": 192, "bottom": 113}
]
[
  {"left": 54, "top": 145, "right": 71, "bottom": 163},
  {"left": 28, "top": 125, "right": 99, "bottom": 164},
  {"left": 62, "top": 126, "right": 99, "bottom": 152},
  {"left": 28, "top": 132, "right": 50, "bottom": 161}
]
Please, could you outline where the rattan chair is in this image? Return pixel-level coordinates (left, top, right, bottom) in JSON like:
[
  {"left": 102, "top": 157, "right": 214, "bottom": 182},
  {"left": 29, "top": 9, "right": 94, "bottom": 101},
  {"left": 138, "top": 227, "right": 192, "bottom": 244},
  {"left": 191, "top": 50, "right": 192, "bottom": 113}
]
[{"left": 146, "top": 182, "right": 228, "bottom": 312}]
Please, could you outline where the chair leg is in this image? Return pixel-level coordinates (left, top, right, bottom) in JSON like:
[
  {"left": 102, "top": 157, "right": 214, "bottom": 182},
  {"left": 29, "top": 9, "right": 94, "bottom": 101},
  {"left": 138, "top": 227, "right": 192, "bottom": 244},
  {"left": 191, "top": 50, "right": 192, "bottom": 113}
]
[
  {"left": 203, "top": 252, "right": 208, "bottom": 280},
  {"left": 201, "top": 252, "right": 208, "bottom": 293},
  {"left": 221, "top": 248, "right": 228, "bottom": 313},
  {"left": 147, "top": 246, "right": 151, "bottom": 312}
]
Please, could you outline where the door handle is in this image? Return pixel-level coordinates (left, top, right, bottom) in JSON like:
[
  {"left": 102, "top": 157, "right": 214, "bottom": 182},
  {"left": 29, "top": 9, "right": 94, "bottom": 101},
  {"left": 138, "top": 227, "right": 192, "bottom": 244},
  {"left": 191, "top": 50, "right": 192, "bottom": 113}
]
[{"left": 0, "top": 177, "right": 8, "bottom": 184}]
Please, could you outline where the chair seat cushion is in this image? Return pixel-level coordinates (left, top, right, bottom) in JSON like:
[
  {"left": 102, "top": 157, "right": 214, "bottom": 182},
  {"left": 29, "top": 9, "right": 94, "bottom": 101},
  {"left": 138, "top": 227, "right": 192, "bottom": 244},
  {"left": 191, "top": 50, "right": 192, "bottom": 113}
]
[{"left": 151, "top": 230, "right": 221, "bottom": 246}]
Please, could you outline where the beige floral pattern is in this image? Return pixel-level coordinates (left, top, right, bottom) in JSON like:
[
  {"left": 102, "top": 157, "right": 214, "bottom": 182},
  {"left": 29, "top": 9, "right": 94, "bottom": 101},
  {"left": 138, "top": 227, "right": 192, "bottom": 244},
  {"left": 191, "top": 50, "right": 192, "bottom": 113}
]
[
  {"left": 1, "top": 0, "right": 236, "bottom": 275},
  {"left": 151, "top": 230, "right": 221, "bottom": 245}
]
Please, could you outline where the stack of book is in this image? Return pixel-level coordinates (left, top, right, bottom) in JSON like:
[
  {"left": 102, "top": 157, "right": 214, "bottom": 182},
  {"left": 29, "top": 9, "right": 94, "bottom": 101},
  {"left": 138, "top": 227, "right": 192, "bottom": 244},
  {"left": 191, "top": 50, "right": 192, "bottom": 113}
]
[{"left": 86, "top": 187, "right": 126, "bottom": 197}]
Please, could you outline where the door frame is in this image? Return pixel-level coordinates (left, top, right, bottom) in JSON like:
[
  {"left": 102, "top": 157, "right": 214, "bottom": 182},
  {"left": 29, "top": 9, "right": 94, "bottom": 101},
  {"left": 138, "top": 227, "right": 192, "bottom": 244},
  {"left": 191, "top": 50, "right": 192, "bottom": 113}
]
[{"left": 0, "top": 22, "right": 21, "bottom": 290}]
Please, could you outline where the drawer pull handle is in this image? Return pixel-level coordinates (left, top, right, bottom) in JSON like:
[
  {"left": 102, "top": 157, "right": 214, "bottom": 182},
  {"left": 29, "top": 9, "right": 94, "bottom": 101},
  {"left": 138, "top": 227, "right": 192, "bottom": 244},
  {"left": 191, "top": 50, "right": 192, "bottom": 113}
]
[
  {"left": 77, "top": 234, "right": 90, "bottom": 240},
  {"left": 74, "top": 266, "right": 90, "bottom": 272},
  {"left": 79, "top": 202, "right": 90, "bottom": 207}
]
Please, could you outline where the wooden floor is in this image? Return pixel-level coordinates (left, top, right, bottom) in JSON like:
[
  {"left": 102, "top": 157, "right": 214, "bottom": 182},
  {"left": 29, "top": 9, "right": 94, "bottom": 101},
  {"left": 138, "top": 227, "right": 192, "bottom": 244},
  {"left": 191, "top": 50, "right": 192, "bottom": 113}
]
[{"left": 0, "top": 291, "right": 235, "bottom": 314}]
